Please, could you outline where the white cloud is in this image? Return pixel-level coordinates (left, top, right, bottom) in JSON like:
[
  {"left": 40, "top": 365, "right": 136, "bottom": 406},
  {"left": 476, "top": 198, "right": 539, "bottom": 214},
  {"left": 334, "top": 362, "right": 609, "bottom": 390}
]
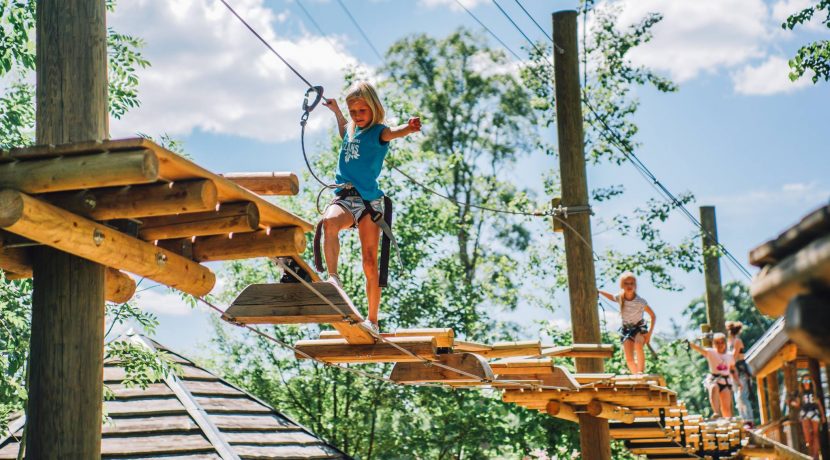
[
  {"left": 609, "top": 0, "right": 770, "bottom": 82},
  {"left": 732, "top": 55, "right": 812, "bottom": 95},
  {"left": 134, "top": 286, "right": 197, "bottom": 316},
  {"left": 108, "top": 0, "right": 363, "bottom": 142}
]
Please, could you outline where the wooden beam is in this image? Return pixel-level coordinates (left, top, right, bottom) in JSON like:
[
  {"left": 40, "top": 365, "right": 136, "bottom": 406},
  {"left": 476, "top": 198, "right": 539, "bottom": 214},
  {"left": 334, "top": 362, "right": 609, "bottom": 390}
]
[
  {"left": 0, "top": 149, "right": 158, "bottom": 193},
  {"left": 503, "top": 388, "right": 674, "bottom": 408},
  {"left": 785, "top": 293, "right": 830, "bottom": 363},
  {"left": 219, "top": 172, "right": 299, "bottom": 196},
  {"left": 390, "top": 353, "right": 493, "bottom": 383},
  {"left": 189, "top": 227, "right": 305, "bottom": 262},
  {"left": 751, "top": 233, "right": 830, "bottom": 317},
  {"left": 755, "top": 343, "right": 798, "bottom": 380},
  {"left": 628, "top": 446, "right": 691, "bottom": 455},
  {"left": 0, "top": 247, "right": 135, "bottom": 303},
  {"left": 700, "top": 206, "right": 726, "bottom": 333},
  {"left": 546, "top": 400, "right": 578, "bottom": 423},
  {"left": 609, "top": 427, "right": 670, "bottom": 440},
  {"left": 740, "top": 446, "right": 777, "bottom": 457},
  {"left": 105, "top": 269, "right": 135, "bottom": 304},
  {"left": 42, "top": 180, "right": 218, "bottom": 220},
  {"left": 320, "top": 328, "right": 454, "bottom": 348},
  {"left": 452, "top": 341, "right": 491, "bottom": 353},
  {"left": 224, "top": 281, "right": 362, "bottom": 325},
  {"left": 0, "top": 189, "right": 215, "bottom": 296},
  {"left": 293, "top": 337, "right": 437, "bottom": 363},
  {"left": 138, "top": 201, "right": 259, "bottom": 241},
  {"left": 750, "top": 204, "right": 830, "bottom": 267},
  {"left": 587, "top": 399, "right": 635, "bottom": 423},
  {"left": 475, "top": 340, "right": 542, "bottom": 358},
  {"left": 541, "top": 343, "right": 614, "bottom": 359}
]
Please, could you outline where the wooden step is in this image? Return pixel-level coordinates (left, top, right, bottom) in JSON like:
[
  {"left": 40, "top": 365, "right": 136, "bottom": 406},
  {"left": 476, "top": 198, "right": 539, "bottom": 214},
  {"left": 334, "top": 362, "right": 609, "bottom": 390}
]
[
  {"left": 294, "top": 336, "right": 438, "bottom": 363},
  {"left": 390, "top": 352, "right": 493, "bottom": 383},
  {"left": 224, "top": 282, "right": 374, "bottom": 344}
]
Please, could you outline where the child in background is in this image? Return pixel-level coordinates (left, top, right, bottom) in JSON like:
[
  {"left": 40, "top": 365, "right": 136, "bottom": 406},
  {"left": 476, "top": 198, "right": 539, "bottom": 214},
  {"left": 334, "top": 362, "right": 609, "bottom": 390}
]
[
  {"left": 726, "top": 321, "right": 754, "bottom": 426},
  {"left": 689, "top": 333, "right": 739, "bottom": 419},
  {"left": 320, "top": 81, "right": 421, "bottom": 333},
  {"left": 599, "top": 272, "right": 656, "bottom": 374}
]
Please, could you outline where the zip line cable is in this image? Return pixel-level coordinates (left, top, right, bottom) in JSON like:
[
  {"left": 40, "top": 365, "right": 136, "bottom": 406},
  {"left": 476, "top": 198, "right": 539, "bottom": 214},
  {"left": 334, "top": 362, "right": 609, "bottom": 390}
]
[
  {"left": 218, "top": 0, "right": 315, "bottom": 89},
  {"left": 513, "top": 0, "right": 551, "bottom": 43},
  {"left": 335, "top": 0, "right": 384, "bottom": 62},
  {"left": 453, "top": 0, "right": 524, "bottom": 61}
]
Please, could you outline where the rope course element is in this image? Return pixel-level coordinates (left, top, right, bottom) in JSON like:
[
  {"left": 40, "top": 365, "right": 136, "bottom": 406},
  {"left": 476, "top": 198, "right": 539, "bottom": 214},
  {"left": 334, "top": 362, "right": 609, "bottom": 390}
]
[
  {"left": 335, "top": 0, "right": 384, "bottom": 61},
  {"left": 453, "top": 0, "right": 524, "bottom": 61}
]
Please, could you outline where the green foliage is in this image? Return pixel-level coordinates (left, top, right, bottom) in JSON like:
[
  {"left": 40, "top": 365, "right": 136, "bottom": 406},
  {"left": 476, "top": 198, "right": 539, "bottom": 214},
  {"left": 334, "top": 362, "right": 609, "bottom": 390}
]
[
  {"left": 0, "top": 276, "right": 31, "bottom": 428},
  {"left": 783, "top": 0, "right": 830, "bottom": 83},
  {"left": 108, "top": 30, "right": 151, "bottom": 119},
  {"left": 104, "top": 341, "right": 180, "bottom": 391}
]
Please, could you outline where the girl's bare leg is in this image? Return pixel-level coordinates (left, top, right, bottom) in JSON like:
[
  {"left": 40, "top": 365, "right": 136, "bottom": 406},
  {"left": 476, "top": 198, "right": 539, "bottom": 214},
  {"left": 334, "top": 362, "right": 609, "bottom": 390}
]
[
  {"left": 357, "top": 215, "right": 381, "bottom": 325},
  {"left": 719, "top": 388, "right": 733, "bottom": 418},
  {"left": 322, "top": 205, "right": 353, "bottom": 276},
  {"left": 623, "top": 340, "right": 637, "bottom": 374},
  {"left": 634, "top": 341, "right": 647, "bottom": 373},
  {"left": 709, "top": 384, "right": 722, "bottom": 418}
]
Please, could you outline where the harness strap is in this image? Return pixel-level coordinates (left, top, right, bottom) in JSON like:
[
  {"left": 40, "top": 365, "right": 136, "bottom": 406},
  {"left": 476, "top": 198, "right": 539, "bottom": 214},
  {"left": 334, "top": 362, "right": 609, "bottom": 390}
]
[
  {"left": 313, "top": 221, "right": 325, "bottom": 273},
  {"left": 379, "top": 196, "right": 393, "bottom": 287}
]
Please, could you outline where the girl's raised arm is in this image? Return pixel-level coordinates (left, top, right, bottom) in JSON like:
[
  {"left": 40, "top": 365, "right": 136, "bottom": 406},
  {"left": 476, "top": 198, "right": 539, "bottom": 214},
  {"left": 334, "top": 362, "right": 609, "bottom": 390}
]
[
  {"left": 380, "top": 117, "right": 421, "bottom": 142},
  {"left": 598, "top": 290, "right": 616, "bottom": 302},
  {"left": 687, "top": 339, "right": 707, "bottom": 356},
  {"left": 323, "top": 98, "right": 347, "bottom": 138}
]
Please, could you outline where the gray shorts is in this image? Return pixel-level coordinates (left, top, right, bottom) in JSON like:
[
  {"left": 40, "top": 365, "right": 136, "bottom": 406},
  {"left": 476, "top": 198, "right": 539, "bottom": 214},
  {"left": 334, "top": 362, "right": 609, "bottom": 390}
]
[{"left": 331, "top": 196, "right": 383, "bottom": 228}]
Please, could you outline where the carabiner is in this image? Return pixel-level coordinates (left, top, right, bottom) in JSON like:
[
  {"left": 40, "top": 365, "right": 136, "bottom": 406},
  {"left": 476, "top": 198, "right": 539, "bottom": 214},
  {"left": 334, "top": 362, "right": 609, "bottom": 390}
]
[{"left": 302, "top": 85, "right": 325, "bottom": 113}]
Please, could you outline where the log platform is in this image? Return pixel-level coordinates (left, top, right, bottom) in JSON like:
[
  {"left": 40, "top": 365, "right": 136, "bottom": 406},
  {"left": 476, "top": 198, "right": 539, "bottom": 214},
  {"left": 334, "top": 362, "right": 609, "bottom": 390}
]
[{"left": 0, "top": 138, "right": 314, "bottom": 299}]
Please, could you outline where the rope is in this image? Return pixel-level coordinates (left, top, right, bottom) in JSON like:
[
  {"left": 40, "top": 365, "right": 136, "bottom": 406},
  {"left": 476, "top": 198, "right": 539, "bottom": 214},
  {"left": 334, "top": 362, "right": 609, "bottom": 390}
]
[
  {"left": 453, "top": 0, "right": 524, "bottom": 61},
  {"left": 335, "top": 0, "right": 384, "bottom": 62},
  {"left": 218, "top": 0, "right": 315, "bottom": 89}
]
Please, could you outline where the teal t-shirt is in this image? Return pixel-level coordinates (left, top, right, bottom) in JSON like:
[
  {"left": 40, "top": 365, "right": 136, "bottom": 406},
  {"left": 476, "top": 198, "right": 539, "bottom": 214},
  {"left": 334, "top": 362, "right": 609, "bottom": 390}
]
[{"left": 335, "top": 123, "right": 389, "bottom": 201}]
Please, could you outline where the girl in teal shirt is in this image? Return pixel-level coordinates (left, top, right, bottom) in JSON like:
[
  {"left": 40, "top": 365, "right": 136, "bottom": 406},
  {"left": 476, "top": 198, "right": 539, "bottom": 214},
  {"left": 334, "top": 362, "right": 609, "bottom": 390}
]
[{"left": 321, "top": 81, "right": 421, "bottom": 332}]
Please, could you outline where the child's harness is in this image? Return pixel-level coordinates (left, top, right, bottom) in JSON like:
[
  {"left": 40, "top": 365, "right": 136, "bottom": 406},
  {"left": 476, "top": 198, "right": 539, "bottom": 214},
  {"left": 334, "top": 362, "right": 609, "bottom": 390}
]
[
  {"left": 619, "top": 320, "right": 648, "bottom": 343},
  {"left": 313, "top": 186, "right": 401, "bottom": 287}
]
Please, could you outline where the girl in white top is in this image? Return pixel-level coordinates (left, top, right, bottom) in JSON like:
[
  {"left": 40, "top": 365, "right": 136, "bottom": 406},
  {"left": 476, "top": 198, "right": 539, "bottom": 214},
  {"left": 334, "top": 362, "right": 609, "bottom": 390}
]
[
  {"left": 599, "top": 272, "right": 656, "bottom": 374},
  {"left": 689, "top": 333, "right": 739, "bottom": 419}
]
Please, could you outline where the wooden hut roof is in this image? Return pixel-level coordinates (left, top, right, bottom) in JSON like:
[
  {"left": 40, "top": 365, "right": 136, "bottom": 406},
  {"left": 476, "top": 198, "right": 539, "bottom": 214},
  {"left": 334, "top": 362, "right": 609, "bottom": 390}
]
[
  {"left": 744, "top": 317, "right": 788, "bottom": 372},
  {"left": 0, "top": 333, "right": 350, "bottom": 460}
]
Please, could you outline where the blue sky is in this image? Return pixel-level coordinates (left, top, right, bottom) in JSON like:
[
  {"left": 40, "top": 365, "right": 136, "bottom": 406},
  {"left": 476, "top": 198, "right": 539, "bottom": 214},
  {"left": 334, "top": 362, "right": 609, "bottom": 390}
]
[{"left": 106, "top": 0, "right": 829, "bottom": 355}]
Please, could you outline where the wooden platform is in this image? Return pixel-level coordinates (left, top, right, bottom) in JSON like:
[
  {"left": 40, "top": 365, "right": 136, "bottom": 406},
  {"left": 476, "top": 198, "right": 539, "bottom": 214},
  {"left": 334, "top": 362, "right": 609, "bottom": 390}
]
[{"left": 0, "top": 138, "right": 315, "bottom": 298}]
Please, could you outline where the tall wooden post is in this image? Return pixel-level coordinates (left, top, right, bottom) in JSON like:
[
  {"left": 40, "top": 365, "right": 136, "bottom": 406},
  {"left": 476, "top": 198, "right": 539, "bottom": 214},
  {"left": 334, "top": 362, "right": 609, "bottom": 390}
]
[
  {"left": 553, "top": 10, "right": 611, "bottom": 460},
  {"left": 26, "top": 0, "right": 108, "bottom": 457},
  {"left": 783, "top": 361, "right": 805, "bottom": 452},
  {"left": 700, "top": 206, "right": 725, "bottom": 333},
  {"left": 768, "top": 372, "right": 784, "bottom": 440}
]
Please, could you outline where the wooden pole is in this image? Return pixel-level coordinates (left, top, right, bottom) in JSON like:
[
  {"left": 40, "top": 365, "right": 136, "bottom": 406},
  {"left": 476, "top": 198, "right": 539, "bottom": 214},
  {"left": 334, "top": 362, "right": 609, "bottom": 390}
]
[
  {"left": 700, "top": 206, "right": 726, "bottom": 333},
  {"left": 27, "top": 0, "right": 107, "bottom": 457},
  {"left": 783, "top": 361, "right": 805, "bottom": 452},
  {"left": 553, "top": 10, "right": 611, "bottom": 460}
]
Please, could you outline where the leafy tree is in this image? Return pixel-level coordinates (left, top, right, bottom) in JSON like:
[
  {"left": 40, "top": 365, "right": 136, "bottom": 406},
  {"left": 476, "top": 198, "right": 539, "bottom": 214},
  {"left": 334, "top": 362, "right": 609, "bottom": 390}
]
[{"left": 783, "top": 0, "right": 830, "bottom": 83}]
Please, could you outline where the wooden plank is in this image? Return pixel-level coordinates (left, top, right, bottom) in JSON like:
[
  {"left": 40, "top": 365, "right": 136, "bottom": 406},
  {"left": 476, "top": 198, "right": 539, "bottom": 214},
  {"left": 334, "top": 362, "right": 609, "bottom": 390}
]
[
  {"left": 320, "top": 328, "right": 454, "bottom": 348},
  {"left": 751, "top": 233, "right": 830, "bottom": 317},
  {"left": 101, "top": 433, "right": 213, "bottom": 456},
  {"left": 502, "top": 388, "right": 674, "bottom": 408},
  {"left": 750, "top": 203, "right": 830, "bottom": 267},
  {"left": 390, "top": 353, "right": 493, "bottom": 383},
  {"left": 41, "top": 180, "right": 218, "bottom": 220},
  {"left": 0, "top": 149, "right": 158, "bottom": 193},
  {"left": 219, "top": 172, "right": 300, "bottom": 196},
  {"left": 6, "top": 138, "right": 313, "bottom": 231},
  {"left": 138, "top": 201, "right": 259, "bottom": 241},
  {"left": 182, "top": 380, "right": 244, "bottom": 397},
  {"left": 225, "top": 282, "right": 361, "bottom": 324},
  {"left": 221, "top": 430, "right": 323, "bottom": 445},
  {"left": 541, "top": 343, "right": 614, "bottom": 359},
  {"left": 754, "top": 343, "right": 798, "bottom": 380},
  {"left": 103, "top": 415, "right": 199, "bottom": 434},
  {"left": 193, "top": 396, "right": 271, "bottom": 413},
  {"left": 233, "top": 444, "right": 343, "bottom": 459},
  {"left": 475, "top": 340, "right": 542, "bottom": 358},
  {"left": 587, "top": 399, "right": 635, "bottom": 423},
  {"left": 104, "top": 397, "right": 186, "bottom": 417},
  {"left": 211, "top": 414, "right": 297, "bottom": 431},
  {"left": 546, "top": 400, "right": 578, "bottom": 423},
  {"left": 490, "top": 363, "right": 580, "bottom": 389},
  {"left": 107, "top": 383, "right": 173, "bottom": 398},
  {"left": 452, "top": 341, "right": 491, "bottom": 352},
  {"left": 104, "top": 365, "right": 217, "bottom": 382},
  {"left": 294, "top": 337, "right": 437, "bottom": 363},
  {"left": 189, "top": 227, "right": 306, "bottom": 262},
  {"left": 628, "top": 446, "right": 691, "bottom": 455},
  {"left": 0, "top": 190, "right": 215, "bottom": 296}
]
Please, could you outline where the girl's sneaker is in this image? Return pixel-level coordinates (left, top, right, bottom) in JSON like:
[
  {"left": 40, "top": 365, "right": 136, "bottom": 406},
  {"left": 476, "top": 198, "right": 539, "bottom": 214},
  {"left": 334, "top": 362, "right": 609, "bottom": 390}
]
[
  {"left": 362, "top": 320, "right": 380, "bottom": 336},
  {"left": 327, "top": 273, "right": 343, "bottom": 289}
]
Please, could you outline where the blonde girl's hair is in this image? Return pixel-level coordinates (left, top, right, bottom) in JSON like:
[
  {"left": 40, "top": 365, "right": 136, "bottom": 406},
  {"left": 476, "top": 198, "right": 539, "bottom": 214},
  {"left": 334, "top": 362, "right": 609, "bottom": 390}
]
[
  {"left": 618, "top": 271, "right": 637, "bottom": 312},
  {"left": 345, "top": 81, "right": 385, "bottom": 138}
]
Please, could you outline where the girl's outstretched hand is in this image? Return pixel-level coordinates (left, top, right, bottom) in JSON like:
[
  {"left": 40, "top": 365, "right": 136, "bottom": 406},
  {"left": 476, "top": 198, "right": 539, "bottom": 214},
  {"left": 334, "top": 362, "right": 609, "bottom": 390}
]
[{"left": 407, "top": 117, "right": 422, "bottom": 133}]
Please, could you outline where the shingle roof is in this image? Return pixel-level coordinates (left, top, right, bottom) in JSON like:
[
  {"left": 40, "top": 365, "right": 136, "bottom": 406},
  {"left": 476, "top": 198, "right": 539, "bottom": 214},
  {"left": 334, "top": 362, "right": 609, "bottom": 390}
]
[{"left": 0, "top": 334, "right": 349, "bottom": 460}]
